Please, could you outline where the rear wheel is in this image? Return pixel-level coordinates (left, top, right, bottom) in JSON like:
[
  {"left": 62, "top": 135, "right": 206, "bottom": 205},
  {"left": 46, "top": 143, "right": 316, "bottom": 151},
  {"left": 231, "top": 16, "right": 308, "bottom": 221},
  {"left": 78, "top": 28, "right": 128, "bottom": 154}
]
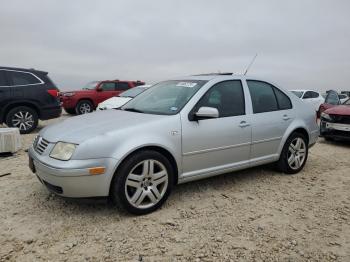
[
  {"left": 75, "top": 100, "right": 93, "bottom": 114},
  {"left": 5, "top": 106, "right": 38, "bottom": 134},
  {"left": 111, "top": 150, "right": 174, "bottom": 215},
  {"left": 276, "top": 132, "right": 308, "bottom": 174}
]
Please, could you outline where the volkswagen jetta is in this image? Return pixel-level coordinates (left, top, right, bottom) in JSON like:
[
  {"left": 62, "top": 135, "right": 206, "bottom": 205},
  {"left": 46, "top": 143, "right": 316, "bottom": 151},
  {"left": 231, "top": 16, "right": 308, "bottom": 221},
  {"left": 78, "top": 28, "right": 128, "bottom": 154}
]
[{"left": 28, "top": 74, "right": 319, "bottom": 214}]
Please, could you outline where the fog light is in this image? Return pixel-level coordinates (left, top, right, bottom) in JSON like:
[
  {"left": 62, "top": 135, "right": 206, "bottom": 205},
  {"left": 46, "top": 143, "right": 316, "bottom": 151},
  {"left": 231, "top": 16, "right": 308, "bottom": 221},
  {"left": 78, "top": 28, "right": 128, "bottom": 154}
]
[{"left": 89, "top": 167, "right": 106, "bottom": 175}]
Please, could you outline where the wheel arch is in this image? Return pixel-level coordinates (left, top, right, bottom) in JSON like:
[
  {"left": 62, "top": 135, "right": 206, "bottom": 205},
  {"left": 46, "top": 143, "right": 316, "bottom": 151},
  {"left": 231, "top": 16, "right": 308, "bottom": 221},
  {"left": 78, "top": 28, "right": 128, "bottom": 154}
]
[
  {"left": 1, "top": 102, "right": 40, "bottom": 122},
  {"left": 109, "top": 145, "right": 179, "bottom": 195},
  {"left": 278, "top": 125, "right": 310, "bottom": 156},
  {"left": 77, "top": 98, "right": 96, "bottom": 109}
]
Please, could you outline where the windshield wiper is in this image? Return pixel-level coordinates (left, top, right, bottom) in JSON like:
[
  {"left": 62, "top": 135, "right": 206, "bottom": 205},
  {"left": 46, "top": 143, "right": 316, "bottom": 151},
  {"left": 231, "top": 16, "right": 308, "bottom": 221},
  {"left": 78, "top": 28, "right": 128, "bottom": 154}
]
[{"left": 123, "top": 108, "right": 144, "bottom": 113}]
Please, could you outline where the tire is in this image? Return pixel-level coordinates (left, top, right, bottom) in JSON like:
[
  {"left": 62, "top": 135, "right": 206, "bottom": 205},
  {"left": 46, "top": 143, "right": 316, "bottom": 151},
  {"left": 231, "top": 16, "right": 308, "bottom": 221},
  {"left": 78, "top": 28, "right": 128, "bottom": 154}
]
[
  {"left": 110, "top": 150, "right": 174, "bottom": 215},
  {"left": 5, "top": 106, "right": 38, "bottom": 134},
  {"left": 64, "top": 108, "right": 76, "bottom": 115},
  {"left": 75, "top": 100, "right": 93, "bottom": 115},
  {"left": 276, "top": 132, "right": 308, "bottom": 174}
]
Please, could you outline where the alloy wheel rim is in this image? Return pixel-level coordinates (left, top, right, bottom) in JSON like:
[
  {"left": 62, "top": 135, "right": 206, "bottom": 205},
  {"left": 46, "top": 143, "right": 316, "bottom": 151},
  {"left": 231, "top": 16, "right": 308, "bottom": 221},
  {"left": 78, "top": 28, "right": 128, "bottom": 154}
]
[
  {"left": 12, "top": 111, "right": 34, "bottom": 131},
  {"left": 287, "top": 137, "right": 306, "bottom": 170},
  {"left": 80, "top": 103, "right": 91, "bottom": 114},
  {"left": 125, "top": 159, "right": 168, "bottom": 209}
]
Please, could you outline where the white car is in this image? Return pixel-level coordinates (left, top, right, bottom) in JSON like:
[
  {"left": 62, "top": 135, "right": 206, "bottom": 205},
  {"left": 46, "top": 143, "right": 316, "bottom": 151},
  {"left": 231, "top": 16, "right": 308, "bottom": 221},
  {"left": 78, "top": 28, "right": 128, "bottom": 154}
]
[
  {"left": 97, "top": 85, "right": 151, "bottom": 110},
  {"left": 290, "top": 89, "right": 324, "bottom": 112},
  {"left": 339, "top": 94, "right": 349, "bottom": 104}
]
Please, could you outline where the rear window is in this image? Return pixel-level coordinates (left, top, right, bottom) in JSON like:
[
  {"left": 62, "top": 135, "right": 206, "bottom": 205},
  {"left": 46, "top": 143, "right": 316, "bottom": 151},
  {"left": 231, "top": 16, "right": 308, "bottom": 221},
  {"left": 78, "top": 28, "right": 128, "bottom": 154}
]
[
  {"left": 8, "top": 71, "right": 42, "bottom": 86},
  {"left": 117, "top": 82, "right": 130, "bottom": 91}
]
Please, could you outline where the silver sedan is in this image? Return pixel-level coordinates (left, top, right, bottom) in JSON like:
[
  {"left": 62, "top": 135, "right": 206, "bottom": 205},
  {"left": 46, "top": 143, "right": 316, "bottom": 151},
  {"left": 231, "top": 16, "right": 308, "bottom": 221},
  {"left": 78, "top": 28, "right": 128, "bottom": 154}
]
[{"left": 28, "top": 74, "right": 319, "bottom": 214}]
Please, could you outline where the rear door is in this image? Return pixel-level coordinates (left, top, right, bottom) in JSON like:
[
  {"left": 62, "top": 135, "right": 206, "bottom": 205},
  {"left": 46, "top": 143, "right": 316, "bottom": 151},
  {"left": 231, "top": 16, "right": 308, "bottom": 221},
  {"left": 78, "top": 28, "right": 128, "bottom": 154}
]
[{"left": 247, "top": 80, "right": 294, "bottom": 161}]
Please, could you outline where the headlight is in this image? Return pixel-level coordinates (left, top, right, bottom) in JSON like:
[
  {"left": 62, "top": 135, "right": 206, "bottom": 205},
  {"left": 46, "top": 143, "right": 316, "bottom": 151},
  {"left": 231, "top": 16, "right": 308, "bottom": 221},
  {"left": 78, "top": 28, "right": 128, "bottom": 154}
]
[
  {"left": 50, "top": 142, "right": 76, "bottom": 161},
  {"left": 321, "top": 112, "right": 332, "bottom": 121}
]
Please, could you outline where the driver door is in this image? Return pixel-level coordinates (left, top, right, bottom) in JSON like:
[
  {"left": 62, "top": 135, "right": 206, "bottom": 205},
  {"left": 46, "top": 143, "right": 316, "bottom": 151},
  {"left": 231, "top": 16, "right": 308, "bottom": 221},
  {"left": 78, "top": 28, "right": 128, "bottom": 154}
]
[
  {"left": 181, "top": 80, "right": 251, "bottom": 179},
  {"left": 96, "top": 82, "right": 118, "bottom": 104}
]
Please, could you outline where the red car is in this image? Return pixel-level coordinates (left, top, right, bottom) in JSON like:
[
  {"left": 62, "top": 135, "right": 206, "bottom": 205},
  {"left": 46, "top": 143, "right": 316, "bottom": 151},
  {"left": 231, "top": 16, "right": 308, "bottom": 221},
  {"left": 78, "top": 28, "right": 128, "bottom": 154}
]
[
  {"left": 318, "top": 90, "right": 341, "bottom": 114},
  {"left": 60, "top": 80, "right": 145, "bottom": 114},
  {"left": 320, "top": 90, "right": 350, "bottom": 141}
]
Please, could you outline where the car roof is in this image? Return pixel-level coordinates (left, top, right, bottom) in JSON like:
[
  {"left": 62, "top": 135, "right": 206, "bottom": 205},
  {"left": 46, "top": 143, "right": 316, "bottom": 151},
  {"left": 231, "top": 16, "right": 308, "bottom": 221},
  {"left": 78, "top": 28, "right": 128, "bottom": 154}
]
[
  {"left": 290, "top": 89, "right": 320, "bottom": 93},
  {"left": 0, "top": 66, "right": 48, "bottom": 75},
  {"left": 171, "top": 73, "right": 255, "bottom": 81}
]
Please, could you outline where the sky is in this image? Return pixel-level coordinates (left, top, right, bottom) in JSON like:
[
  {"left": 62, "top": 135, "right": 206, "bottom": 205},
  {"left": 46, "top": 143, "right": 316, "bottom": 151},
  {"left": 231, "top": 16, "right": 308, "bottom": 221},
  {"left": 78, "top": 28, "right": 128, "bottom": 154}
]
[{"left": 1, "top": 0, "right": 349, "bottom": 92}]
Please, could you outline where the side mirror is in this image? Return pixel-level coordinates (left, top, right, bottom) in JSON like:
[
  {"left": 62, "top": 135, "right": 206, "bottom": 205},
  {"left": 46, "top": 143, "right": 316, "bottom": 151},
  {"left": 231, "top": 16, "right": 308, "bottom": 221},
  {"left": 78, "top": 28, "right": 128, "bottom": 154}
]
[
  {"left": 96, "top": 86, "right": 102, "bottom": 92},
  {"left": 192, "top": 107, "right": 219, "bottom": 120}
]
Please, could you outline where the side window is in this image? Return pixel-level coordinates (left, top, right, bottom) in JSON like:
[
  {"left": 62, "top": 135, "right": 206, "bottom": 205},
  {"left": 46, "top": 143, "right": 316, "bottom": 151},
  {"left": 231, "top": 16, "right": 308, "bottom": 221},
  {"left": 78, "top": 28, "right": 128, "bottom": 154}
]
[
  {"left": 274, "top": 87, "right": 292, "bottom": 110},
  {"left": 100, "top": 82, "right": 116, "bottom": 91},
  {"left": 247, "top": 80, "right": 278, "bottom": 113},
  {"left": 196, "top": 80, "right": 245, "bottom": 117},
  {"left": 303, "top": 91, "right": 312, "bottom": 99},
  {"left": 8, "top": 71, "right": 41, "bottom": 86},
  {"left": 116, "top": 82, "right": 130, "bottom": 91},
  {"left": 0, "top": 70, "right": 7, "bottom": 86},
  {"left": 311, "top": 91, "right": 319, "bottom": 98}
]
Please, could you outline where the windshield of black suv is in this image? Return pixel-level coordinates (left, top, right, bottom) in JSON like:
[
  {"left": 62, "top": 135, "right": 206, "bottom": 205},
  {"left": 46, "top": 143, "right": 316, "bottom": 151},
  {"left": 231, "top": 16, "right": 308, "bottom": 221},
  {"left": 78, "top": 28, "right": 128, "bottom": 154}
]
[
  {"left": 122, "top": 80, "right": 207, "bottom": 115},
  {"left": 291, "top": 91, "right": 304, "bottom": 98},
  {"left": 83, "top": 81, "right": 99, "bottom": 90},
  {"left": 119, "top": 86, "right": 149, "bottom": 98}
]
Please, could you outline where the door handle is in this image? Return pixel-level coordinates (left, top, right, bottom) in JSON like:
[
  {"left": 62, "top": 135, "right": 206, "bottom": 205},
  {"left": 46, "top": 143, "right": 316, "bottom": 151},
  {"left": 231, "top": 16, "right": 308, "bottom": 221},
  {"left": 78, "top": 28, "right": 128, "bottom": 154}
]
[
  {"left": 283, "top": 115, "right": 291, "bottom": 121},
  {"left": 239, "top": 121, "right": 250, "bottom": 128}
]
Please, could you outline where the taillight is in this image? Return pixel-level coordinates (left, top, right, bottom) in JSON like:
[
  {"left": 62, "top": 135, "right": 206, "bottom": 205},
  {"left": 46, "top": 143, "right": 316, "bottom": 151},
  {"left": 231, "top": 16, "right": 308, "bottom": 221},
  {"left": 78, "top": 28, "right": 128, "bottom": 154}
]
[{"left": 47, "top": 89, "right": 59, "bottom": 97}]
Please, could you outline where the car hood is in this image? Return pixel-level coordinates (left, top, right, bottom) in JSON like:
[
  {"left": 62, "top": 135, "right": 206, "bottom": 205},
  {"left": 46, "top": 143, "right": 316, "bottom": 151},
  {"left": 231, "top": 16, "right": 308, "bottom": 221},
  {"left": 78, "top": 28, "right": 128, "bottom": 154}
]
[
  {"left": 325, "top": 105, "right": 350, "bottom": 116},
  {"left": 61, "top": 90, "right": 95, "bottom": 96},
  {"left": 98, "top": 97, "right": 131, "bottom": 108},
  {"left": 40, "top": 110, "right": 170, "bottom": 144}
]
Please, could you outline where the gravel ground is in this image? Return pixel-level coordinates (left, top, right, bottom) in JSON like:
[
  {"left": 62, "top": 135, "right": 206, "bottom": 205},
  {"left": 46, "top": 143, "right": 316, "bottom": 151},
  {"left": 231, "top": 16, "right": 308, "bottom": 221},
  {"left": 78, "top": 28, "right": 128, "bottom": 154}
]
[{"left": 0, "top": 115, "right": 349, "bottom": 262}]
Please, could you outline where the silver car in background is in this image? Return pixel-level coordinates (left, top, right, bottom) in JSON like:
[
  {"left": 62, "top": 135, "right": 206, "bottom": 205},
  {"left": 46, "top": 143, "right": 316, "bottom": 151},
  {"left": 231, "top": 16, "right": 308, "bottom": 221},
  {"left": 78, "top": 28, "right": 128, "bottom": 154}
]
[{"left": 28, "top": 74, "right": 319, "bottom": 214}]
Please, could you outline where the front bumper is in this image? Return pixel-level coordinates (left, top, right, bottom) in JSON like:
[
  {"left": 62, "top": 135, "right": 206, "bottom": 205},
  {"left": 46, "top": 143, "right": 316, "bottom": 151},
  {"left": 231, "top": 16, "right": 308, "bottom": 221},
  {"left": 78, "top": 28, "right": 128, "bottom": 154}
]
[
  {"left": 28, "top": 147, "right": 118, "bottom": 198},
  {"left": 320, "top": 120, "right": 350, "bottom": 141}
]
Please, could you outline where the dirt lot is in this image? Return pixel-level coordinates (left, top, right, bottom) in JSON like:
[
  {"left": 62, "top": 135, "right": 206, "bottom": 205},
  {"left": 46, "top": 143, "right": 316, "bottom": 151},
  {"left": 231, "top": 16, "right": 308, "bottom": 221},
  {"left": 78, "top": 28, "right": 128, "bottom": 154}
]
[{"left": 0, "top": 115, "right": 349, "bottom": 262}]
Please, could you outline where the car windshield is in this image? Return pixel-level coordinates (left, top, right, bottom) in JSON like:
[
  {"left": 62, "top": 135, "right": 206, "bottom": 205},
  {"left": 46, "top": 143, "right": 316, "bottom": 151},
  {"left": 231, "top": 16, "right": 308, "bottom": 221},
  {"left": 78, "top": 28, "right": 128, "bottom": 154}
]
[
  {"left": 83, "top": 81, "right": 99, "bottom": 90},
  {"left": 122, "top": 80, "right": 207, "bottom": 115},
  {"left": 291, "top": 91, "right": 304, "bottom": 98},
  {"left": 119, "top": 86, "right": 148, "bottom": 98}
]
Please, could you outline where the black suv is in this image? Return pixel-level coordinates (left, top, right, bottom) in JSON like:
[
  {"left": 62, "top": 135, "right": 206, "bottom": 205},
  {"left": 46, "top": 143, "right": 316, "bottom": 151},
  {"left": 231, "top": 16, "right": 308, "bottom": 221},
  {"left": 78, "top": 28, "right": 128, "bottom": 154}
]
[{"left": 0, "top": 67, "right": 61, "bottom": 134}]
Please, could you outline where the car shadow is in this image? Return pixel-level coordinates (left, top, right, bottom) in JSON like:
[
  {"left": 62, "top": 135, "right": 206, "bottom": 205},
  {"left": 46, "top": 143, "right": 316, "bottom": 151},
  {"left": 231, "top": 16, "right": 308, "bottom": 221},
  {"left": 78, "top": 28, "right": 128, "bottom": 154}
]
[
  {"left": 318, "top": 137, "right": 350, "bottom": 148},
  {"left": 47, "top": 164, "right": 281, "bottom": 217}
]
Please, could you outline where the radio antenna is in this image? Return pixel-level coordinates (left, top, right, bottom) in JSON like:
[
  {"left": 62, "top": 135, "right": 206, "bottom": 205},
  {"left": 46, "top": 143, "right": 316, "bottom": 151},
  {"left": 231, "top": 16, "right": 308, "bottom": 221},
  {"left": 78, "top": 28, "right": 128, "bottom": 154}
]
[{"left": 244, "top": 53, "right": 258, "bottom": 75}]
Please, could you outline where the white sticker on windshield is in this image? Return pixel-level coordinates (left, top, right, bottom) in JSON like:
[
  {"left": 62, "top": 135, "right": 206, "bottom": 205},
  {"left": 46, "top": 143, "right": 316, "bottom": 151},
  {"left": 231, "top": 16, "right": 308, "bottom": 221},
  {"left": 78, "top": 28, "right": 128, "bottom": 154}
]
[{"left": 176, "top": 82, "right": 197, "bottom": 88}]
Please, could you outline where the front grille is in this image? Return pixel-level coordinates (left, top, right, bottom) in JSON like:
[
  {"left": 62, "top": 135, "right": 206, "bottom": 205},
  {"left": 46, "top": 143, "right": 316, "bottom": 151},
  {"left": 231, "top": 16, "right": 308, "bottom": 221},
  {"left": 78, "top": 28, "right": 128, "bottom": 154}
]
[
  {"left": 33, "top": 136, "right": 50, "bottom": 154},
  {"left": 330, "top": 115, "right": 350, "bottom": 124}
]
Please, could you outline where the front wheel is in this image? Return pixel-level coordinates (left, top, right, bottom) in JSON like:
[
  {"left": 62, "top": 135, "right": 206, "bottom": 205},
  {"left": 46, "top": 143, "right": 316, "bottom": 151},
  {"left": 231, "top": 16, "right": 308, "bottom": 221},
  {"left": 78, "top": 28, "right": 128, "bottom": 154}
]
[
  {"left": 110, "top": 150, "right": 174, "bottom": 215},
  {"left": 75, "top": 100, "right": 93, "bottom": 114},
  {"left": 276, "top": 132, "right": 308, "bottom": 174}
]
